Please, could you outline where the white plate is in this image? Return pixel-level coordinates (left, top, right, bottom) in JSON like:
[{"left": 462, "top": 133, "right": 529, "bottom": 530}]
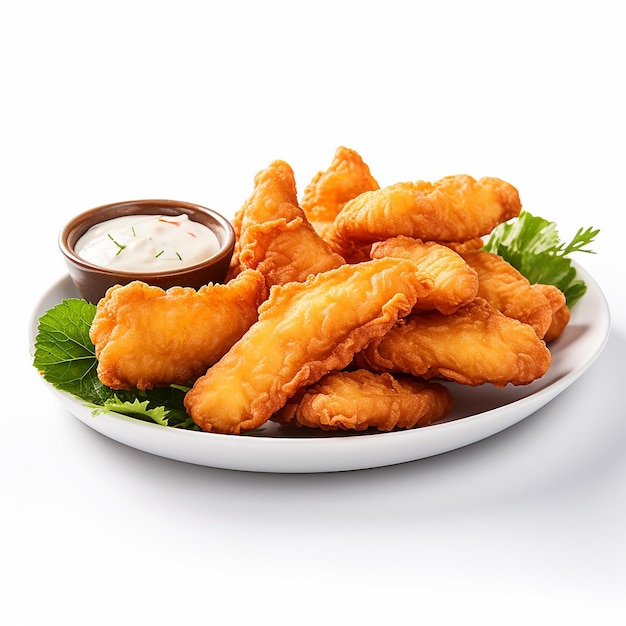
[{"left": 29, "top": 266, "right": 610, "bottom": 473}]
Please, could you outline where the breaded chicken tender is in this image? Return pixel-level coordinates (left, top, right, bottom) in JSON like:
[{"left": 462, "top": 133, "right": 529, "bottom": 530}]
[
  {"left": 238, "top": 217, "right": 346, "bottom": 288},
  {"left": 227, "top": 159, "right": 345, "bottom": 286},
  {"left": 184, "top": 258, "right": 432, "bottom": 434},
  {"left": 533, "top": 283, "right": 571, "bottom": 342},
  {"left": 273, "top": 369, "right": 454, "bottom": 432},
  {"left": 461, "top": 249, "right": 553, "bottom": 338},
  {"left": 227, "top": 159, "right": 304, "bottom": 279},
  {"left": 370, "top": 236, "right": 479, "bottom": 314},
  {"left": 300, "top": 146, "right": 380, "bottom": 240},
  {"left": 90, "top": 269, "right": 266, "bottom": 391},
  {"left": 329, "top": 174, "right": 522, "bottom": 261},
  {"left": 443, "top": 237, "right": 486, "bottom": 255},
  {"left": 355, "top": 298, "right": 551, "bottom": 387}
]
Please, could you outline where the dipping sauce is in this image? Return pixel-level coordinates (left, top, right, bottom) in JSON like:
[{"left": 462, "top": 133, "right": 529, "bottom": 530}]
[{"left": 74, "top": 214, "right": 221, "bottom": 272}]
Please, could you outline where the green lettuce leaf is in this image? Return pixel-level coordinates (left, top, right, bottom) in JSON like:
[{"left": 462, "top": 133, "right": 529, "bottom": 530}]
[
  {"left": 483, "top": 211, "right": 599, "bottom": 307},
  {"left": 33, "top": 299, "right": 199, "bottom": 429}
]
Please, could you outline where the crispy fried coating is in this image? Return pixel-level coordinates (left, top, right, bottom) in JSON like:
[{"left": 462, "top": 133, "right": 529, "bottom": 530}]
[
  {"left": 461, "top": 249, "right": 552, "bottom": 338},
  {"left": 184, "top": 258, "right": 432, "bottom": 434},
  {"left": 90, "top": 269, "right": 266, "bottom": 391},
  {"left": 329, "top": 175, "right": 522, "bottom": 261},
  {"left": 533, "top": 283, "right": 571, "bottom": 342},
  {"left": 237, "top": 216, "right": 345, "bottom": 288},
  {"left": 227, "top": 160, "right": 306, "bottom": 280},
  {"left": 273, "top": 369, "right": 454, "bottom": 432},
  {"left": 300, "top": 146, "right": 380, "bottom": 240},
  {"left": 227, "top": 159, "right": 345, "bottom": 286},
  {"left": 370, "top": 235, "right": 479, "bottom": 314},
  {"left": 444, "top": 237, "right": 486, "bottom": 254},
  {"left": 355, "top": 298, "right": 551, "bottom": 387}
]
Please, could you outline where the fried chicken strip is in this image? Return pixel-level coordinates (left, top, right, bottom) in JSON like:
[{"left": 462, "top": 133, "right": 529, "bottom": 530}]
[
  {"left": 273, "top": 369, "right": 454, "bottom": 432},
  {"left": 370, "top": 235, "right": 479, "bottom": 314},
  {"left": 237, "top": 216, "right": 345, "bottom": 288},
  {"left": 533, "top": 283, "right": 571, "bottom": 342},
  {"left": 443, "top": 237, "right": 486, "bottom": 255},
  {"left": 227, "top": 159, "right": 345, "bottom": 286},
  {"left": 355, "top": 298, "right": 551, "bottom": 387},
  {"left": 300, "top": 146, "right": 380, "bottom": 240},
  {"left": 184, "top": 258, "right": 432, "bottom": 434},
  {"left": 227, "top": 159, "right": 304, "bottom": 279},
  {"left": 329, "top": 174, "right": 522, "bottom": 261},
  {"left": 461, "top": 249, "right": 553, "bottom": 338},
  {"left": 90, "top": 269, "right": 266, "bottom": 391}
]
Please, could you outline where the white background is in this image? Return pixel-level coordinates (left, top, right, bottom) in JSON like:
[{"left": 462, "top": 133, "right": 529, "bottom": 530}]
[{"left": 2, "top": 0, "right": 625, "bottom": 623}]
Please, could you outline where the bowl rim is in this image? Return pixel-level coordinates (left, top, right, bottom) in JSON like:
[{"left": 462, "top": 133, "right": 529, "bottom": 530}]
[{"left": 59, "top": 198, "right": 236, "bottom": 279}]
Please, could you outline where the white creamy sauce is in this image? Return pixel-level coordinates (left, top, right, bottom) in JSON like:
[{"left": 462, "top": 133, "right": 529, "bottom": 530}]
[{"left": 75, "top": 214, "right": 220, "bottom": 272}]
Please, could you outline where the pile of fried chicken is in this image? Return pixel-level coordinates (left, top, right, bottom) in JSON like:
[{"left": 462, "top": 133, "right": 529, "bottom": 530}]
[{"left": 89, "top": 147, "right": 570, "bottom": 435}]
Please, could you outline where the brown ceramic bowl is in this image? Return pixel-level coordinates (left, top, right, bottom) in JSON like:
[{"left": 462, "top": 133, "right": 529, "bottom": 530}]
[{"left": 60, "top": 199, "right": 235, "bottom": 304}]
